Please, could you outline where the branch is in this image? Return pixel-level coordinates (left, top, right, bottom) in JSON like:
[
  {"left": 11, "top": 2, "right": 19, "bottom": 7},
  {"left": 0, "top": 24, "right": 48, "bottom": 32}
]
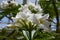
[{"left": 5, "top": 16, "right": 13, "bottom": 22}]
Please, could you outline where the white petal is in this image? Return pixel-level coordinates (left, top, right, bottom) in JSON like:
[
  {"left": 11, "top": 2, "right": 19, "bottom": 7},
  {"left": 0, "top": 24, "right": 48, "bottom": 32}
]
[
  {"left": 27, "top": 14, "right": 39, "bottom": 24},
  {"left": 7, "top": 24, "right": 13, "bottom": 27},
  {"left": 42, "top": 14, "right": 49, "bottom": 19},
  {"left": 35, "top": 13, "right": 43, "bottom": 20},
  {"left": 39, "top": 24, "right": 50, "bottom": 32},
  {"left": 11, "top": 0, "right": 15, "bottom": 4},
  {"left": 43, "top": 20, "right": 51, "bottom": 28},
  {"left": 35, "top": 5, "right": 42, "bottom": 12},
  {"left": 27, "top": 2, "right": 35, "bottom": 7}
]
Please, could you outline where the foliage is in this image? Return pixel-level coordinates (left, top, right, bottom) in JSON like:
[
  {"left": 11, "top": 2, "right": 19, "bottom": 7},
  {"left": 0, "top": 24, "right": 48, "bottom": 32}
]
[
  {"left": 0, "top": 28, "right": 56, "bottom": 40},
  {"left": 38, "top": 0, "right": 56, "bottom": 19}
]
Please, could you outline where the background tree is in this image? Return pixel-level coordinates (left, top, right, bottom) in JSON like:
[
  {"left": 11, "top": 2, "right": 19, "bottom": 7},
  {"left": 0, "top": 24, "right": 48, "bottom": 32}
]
[{"left": 38, "top": 0, "right": 60, "bottom": 33}]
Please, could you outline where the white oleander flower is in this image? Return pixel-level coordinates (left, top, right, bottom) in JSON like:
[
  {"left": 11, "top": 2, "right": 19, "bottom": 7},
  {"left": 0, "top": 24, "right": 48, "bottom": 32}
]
[
  {"left": 11, "top": 11, "right": 31, "bottom": 23},
  {"left": 18, "top": 2, "right": 42, "bottom": 14},
  {"left": 10, "top": 0, "right": 19, "bottom": 6},
  {"left": 15, "top": 12, "right": 30, "bottom": 20},
  {"left": 0, "top": 0, "right": 19, "bottom": 9},
  {"left": 27, "top": 2, "right": 42, "bottom": 13},
  {"left": 28, "top": 14, "right": 49, "bottom": 24},
  {"left": 7, "top": 2, "right": 50, "bottom": 32},
  {"left": 39, "top": 14, "right": 51, "bottom": 31},
  {"left": 35, "top": 5, "right": 42, "bottom": 12},
  {"left": 38, "top": 24, "right": 51, "bottom": 32},
  {"left": 7, "top": 24, "right": 16, "bottom": 28},
  {"left": 27, "top": 2, "right": 36, "bottom": 8},
  {"left": 7, "top": 24, "right": 13, "bottom": 27},
  {"left": 27, "top": 14, "right": 40, "bottom": 25},
  {"left": 10, "top": 0, "right": 15, "bottom": 4},
  {"left": 38, "top": 14, "right": 51, "bottom": 32},
  {"left": 9, "top": 13, "right": 50, "bottom": 31},
  {"left": 19, "top": 5, "right": 30, "bottom": 13},
  {"left": 27, "top": 13, "right": 50, "bottom": 31}
]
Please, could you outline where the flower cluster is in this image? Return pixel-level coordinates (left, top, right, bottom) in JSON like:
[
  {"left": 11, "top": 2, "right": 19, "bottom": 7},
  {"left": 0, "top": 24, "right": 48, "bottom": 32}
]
[
  {"left": 19, "top": 2, "right": 42, "bottom": 14},
  {"left": 7, "top": 2, "right": 50, "bottom": 32},
  {"left": 0, "top": 0, "right": 19, "bottom": 9}
]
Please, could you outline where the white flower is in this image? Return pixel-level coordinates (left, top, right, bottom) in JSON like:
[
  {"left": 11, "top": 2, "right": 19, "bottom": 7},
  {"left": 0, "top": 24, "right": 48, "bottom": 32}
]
[
  {"left": 39, "top": 14, "right": 50, "bottom": 29},
  {"left": 35, "top": 13, "right": 43, "bottom": 20},
  {"left": 7, "top": 24, "right": 13, "bottom": 27},
  {"left": 15, "top": 12, "right": 29, "bottom": 20},
  {"left": 27, "top": 2, "right": 36, "bottom": 8},
  {"left": 7, "top": 24, "right": 16, "bottom": 28},
  {"left": 14, "top": 22, "right": 23, "bottom": 27},
  {"left": 12, "top": 11, "right": 31, "bottom": 23},
  {"left": 0, "top": 0, "right": 19, "bottom": 9},
  {"left": 27, "top": 2, "right": 42, "bottom": 13},
  {"left": 27, "top": 14, "right": 39, "bottom": 25},
  {"left": 19, "top": 5, "right": 31, "bottom": 13},
  {"left": 28, "top": 14, "right": 49, "bottom": 24},
  {"left": 10, "top": 0, "right": 19, "bottom": 6},
  {"left": 35, "top": 5, "right": 42, "bottom": 12},
  {"left": 10, "top": 11, "right": 50, "bottom": 32},
  {"left": 42, "top": 14, "right": 49, "bottom": 19},
  {"left": 19, "top": 2, "right": 42, "bottom": 14},
  {"left": 10, "top": 0, "right": 15, "bottom": 4},
  {"left": 27, "top": 13, "right": 50, "bottom": 31},
  {"left": 7, "top": 2, "right": 50, "bottom": 32},
  {"left": 38, "top": 24, "right": 50, "bottom": 32}
]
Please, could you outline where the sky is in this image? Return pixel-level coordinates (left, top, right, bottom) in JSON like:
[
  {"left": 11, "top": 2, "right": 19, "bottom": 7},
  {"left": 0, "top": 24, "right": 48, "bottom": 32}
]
[
  {"left": 0, "top": 0, "right": 36, "bottom": 4},
  {"left": 0, "top": 0, "right": 23, "bottom": 4},
  {"left": 0, "top": 0, "right": 2, "bottom": 3}
]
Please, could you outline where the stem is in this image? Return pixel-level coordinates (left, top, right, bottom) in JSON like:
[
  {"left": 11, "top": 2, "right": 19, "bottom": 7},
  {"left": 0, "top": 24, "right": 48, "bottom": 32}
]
[
  {"left": 29, "top": 30, "right": 31, "bottom": 40},
  {"left": 6, "top": 16, "right": 13, "bottom": 22}
]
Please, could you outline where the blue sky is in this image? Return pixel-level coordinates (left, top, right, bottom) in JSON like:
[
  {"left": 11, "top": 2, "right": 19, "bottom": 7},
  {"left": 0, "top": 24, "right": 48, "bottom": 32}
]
[
  {"left": 0, "top": 0, "right": 23, "bottom": 4},
  {"left": 0, "top": 0, "right": 2, "bottom": 3},
  {"left": 0, "top": 0, "right": 35, "bottom": 4}
]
